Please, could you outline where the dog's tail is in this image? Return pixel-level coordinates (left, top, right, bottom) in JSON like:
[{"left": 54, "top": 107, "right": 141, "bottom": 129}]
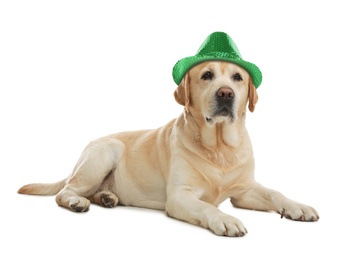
[{"left": 17, "top": 178, "right": 67, "bottom": 195}]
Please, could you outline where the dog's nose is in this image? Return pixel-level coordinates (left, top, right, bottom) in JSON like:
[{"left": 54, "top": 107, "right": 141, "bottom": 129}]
[{"left": 217, "top": 86, "right": 234, "bottom": 101}]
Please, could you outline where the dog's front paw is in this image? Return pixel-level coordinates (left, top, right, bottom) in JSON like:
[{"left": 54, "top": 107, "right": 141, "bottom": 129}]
[
  {"left": 280, "top": 203, "right": 319, "bottom": 222},
  {"left": 208, "top": 214, "right": 247, "bottom": 237}
]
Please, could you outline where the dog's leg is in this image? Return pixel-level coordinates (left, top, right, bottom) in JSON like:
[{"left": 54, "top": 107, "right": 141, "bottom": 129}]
[
  {"left": 90, "top": 190, "right": 119, "bottom": 208},
  {"left": 166, "top": 190, "right": 247, "bottom": 237},
  {"left": 230, "top": 182, "right": 319, "bottom": 221},
  {"left": 55, "top": 138, "right": 124, "bottom": 212},
  {"left": 89, "top": 173, "right": 119, "bottom": 208}
]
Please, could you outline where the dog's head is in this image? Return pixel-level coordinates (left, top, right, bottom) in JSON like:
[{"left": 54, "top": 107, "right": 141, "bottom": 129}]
[{"left": 174, "top": 61, "right": 258, "bottom": 126}]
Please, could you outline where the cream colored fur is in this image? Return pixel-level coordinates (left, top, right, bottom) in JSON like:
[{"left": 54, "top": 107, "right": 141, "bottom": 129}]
[{"left": 18, "top": 61, "right": 319, "bottom": 237}]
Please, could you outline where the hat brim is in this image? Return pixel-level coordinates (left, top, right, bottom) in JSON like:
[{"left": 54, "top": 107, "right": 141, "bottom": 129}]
[{"left": 172, "top": 54, "right": 262, "bottom": 88}]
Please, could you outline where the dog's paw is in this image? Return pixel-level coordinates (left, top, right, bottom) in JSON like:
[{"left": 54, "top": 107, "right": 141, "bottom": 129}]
[
  {"left": 69, "top": 196, "right": 90, "bottom": 212},
  {"left": 208, "top": 214, "right": 247, "bottom": 237},
  {"left": 100, "top": 192, "right": 118, "bottom": 208},
  {"left": 90, "top": 191, "right": 119, "bottom": 208},
  {"left": 280, "top": 203, "right": 319, "bottom": 222}
]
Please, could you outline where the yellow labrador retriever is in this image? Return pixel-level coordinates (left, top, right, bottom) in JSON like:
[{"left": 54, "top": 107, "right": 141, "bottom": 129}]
[{"left": 18, "top": 61, "right": 319, "bottom": 236}]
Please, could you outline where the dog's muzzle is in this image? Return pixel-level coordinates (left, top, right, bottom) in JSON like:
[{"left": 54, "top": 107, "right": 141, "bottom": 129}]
[
  {"left": 215, "top": 86, "right": 235, "bottom": 116},
  {"left": 205, "top": 86, "right": 235, "bottom": 123}
]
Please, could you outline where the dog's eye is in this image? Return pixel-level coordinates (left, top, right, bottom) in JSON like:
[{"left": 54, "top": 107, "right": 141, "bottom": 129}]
[
  {"left": 201, "top": 71, "right": 214, "bottom": 80},
  {"left": 233, "top": 73, "right": 243, "bottom": 81}
]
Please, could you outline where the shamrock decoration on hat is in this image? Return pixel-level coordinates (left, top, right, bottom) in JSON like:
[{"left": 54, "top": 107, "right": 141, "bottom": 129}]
[{"left": 172, "top": 32, "right": 262, "bottom": 88}]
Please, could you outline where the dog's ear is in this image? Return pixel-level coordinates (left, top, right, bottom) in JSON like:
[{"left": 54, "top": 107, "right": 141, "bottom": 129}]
[
  {"left": 174, "top": 72, "right": 190, "bottom": 113},
  {"left": 248, "top": 77, "right": 258, "bottom": 112}
]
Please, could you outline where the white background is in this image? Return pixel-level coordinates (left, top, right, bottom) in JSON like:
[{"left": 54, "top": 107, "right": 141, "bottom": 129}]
[{"left": 1, "top": 0, "right": 343, "bottom": 259}]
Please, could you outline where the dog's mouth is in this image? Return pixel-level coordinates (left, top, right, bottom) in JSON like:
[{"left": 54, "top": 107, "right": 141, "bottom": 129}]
[
  {"left": 216, "top": 106, "right": 232, "bottom": 117},
  {"left": 205, "top": 87, "right": 237, "bottom": 125},
  {"left": 205, "top": 105, "right": 235, "bottom": 124}
]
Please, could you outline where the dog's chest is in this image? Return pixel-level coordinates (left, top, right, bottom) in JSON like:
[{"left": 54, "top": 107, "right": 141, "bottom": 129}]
[
  {"left": 203, "top": 143, "right": 251, "bottom": 171},
  {"left": 197, "top": 147, "right": 254, "bottom": 205}
]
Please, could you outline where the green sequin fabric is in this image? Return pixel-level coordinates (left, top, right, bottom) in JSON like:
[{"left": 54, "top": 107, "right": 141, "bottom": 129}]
[{"left": 172, "top": 32, "right": 262, "bottom": 88}]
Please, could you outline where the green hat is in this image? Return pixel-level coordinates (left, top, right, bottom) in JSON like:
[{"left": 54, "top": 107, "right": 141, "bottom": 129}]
[{"left": 172, "top": 32, "right": 262, "bottom": 88}]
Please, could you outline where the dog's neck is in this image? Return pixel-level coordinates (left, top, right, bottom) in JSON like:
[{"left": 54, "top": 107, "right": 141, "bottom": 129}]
[
  {"left": 175, "top": 110, "right": 251, "bottom": 170},
  {"left": 178, "top": 110, "right": 248, "bottom": 150}
]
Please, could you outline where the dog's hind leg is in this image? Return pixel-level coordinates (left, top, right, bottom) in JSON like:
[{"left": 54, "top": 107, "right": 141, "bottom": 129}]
[
  {"left": 55, "top": 137, "right": 124, "bottom": 212},
  {"left": 89, "top": 173, "right": 119, "bottom": 208},
  {"left": 90, "top": 191, "right": 119, "bottom": 208}
]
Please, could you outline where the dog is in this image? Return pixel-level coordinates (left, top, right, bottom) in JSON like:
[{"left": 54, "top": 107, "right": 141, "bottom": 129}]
[{"left": 18, "top": 61, "right": 319, "bottom": 236}]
